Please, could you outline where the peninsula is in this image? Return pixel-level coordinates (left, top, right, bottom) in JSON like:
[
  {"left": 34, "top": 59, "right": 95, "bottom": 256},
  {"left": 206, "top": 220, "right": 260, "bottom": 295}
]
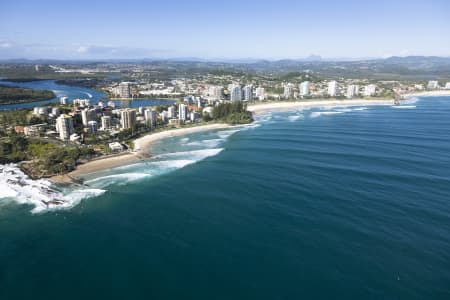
[{"left": 0, "top": 84, "right": 55, "bottom": 105}]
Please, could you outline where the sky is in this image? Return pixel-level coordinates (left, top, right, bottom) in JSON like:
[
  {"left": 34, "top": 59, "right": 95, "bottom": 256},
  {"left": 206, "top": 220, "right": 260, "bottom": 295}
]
[{"left": 0, "top": 0, "right": 449, "bottom": 60}]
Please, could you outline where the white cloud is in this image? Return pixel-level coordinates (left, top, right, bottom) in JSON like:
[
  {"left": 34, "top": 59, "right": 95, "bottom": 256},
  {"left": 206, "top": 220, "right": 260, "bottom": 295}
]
[
  {"left": 0, "top": 40, "right": 13, "bottom": 48},
  {"left": 76, "top": 46, "right": 90, "bottom": 53}
]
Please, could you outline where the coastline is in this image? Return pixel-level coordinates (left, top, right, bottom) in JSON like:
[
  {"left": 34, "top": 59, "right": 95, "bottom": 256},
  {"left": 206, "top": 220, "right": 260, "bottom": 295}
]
[
  {"left": 402, "top": 90, "right": 450, "bottom": 98},
  {"left": 247, "top": 98, "right": 393, "bottom": 115},
  {"left": 50, "top": 123, "right": 231, "bottom": 184},
  {"left": 247, "top": 91, "right": 450, "bottom": 115},
  {"left": 50, "top": 90, "right": 450, "bottom": 185}
]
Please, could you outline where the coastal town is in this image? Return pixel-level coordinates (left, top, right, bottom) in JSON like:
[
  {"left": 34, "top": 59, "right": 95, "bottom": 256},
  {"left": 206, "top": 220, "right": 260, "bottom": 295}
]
[
  {"left": 6, "top": 76, "right": 450, "bottom": 147},
  {"left": 1, "top": 60, "right": 450, "bottom": 179}
]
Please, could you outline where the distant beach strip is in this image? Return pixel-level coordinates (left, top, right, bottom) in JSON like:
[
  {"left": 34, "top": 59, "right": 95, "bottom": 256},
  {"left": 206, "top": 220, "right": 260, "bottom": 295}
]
[{"left": 50, "top": 90, "right": 450, "bottom": 184}]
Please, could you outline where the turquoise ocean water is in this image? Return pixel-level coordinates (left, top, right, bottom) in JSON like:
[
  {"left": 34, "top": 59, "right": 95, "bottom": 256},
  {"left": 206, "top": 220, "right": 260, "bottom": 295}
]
[{"left": 0, "top": 81, "right": 450, "bottom": 299}]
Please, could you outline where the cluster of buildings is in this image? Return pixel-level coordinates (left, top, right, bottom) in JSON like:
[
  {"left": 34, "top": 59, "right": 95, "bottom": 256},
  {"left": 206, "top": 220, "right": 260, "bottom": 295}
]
[
  {"left": 108, "top": 78, "right": 397, "bottom": 103},
  {"left": 426, "top": 80, "right": 450, "bottom": 90},
  {"left": 111, "top": 82, "right": 133, "bottom": 98},
  {"left": 24, "top": 95, "right": 215, "bottom": 151},
  {"left": 106, "top": 79, "right": 385, "bottom": 104},
  {"left": 281, "top": 81, "right": 379, "bottom": 99}
]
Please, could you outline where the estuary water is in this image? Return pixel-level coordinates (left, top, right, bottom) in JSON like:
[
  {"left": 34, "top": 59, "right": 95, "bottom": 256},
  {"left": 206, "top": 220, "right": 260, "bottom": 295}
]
[
  {"left": 0, "top": 80, "right": 175, "bottom": 110},
  {"left": 1, "top": 95, "right": 450, "bottom": 299}
]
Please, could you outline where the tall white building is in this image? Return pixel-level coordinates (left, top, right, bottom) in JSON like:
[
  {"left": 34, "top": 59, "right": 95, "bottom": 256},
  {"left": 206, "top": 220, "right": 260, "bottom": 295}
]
[
  {"left": 81, "top": 108, "right": 97, "bottom": 126},
  {"left": 101, "top": 116, "right": 112, "bottom": 131},
  {"left": 230, "top": 85, "right": 242, "bottom": 101},
  {"left": 118, "top": 82, "right": 132, "bottom": 98},
  {"left": 284, "top": 83, "right": 294, "bottom": 99},
  {"left": 178, "top": 104, "right": 188, "bottom": 121},
  {"left": 255, "top": 87, "right": 265, "bottom": 100},
  {"left": 168, "top": 106, "right": 176, "bottom": 119},
  {"left": 120, "top": 108, "right": 136, "bottom": 129},
  {"left": 87, "top": 121, "right": 98, "bottom": 134},
  {"left": 160, "top": 111, "right": 168, "bottom": 123},
  {"left": 144, "top": 109, "right": 157, "bottom": 127},
  {"left": 56, "top": 114, "right": 74, "bottom": 140},
  {"left": 445, "top": 82, "right": 450, "bottom": 89},
  {"left": 209, "top": 86, "right": 224, "bottom": 99},
  {"left": 364, "top": 84, "right": 377, "bottom": 97},
  {"left": 73, "top": 99, "right": 90, "bottom": 107},
  {"left": 347, "top": 85, "right": 359, "bottom": 98},
  {"left": 243, "top": 85, "right": 254, "bottom": 101},
  {"left": 299, "top": 81, "right": 310, "bottom": 96},
  {"left": 427, "top": 81, "right": 439, "bottom": 89},
  {"left": 328, "top": 81, "right": 338, "bottom": 97},
  {"left": 60, "top": 97, "right": 68, "bottom": 105}
]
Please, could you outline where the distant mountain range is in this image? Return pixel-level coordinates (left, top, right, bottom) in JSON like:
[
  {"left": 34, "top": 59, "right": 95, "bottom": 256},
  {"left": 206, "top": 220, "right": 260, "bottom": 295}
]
[
  {"left": 1, "top": 56, "right": 449, "bottom": 79},
  {"left": 1, "top": 55, "right": 449, "bottom": 65}
]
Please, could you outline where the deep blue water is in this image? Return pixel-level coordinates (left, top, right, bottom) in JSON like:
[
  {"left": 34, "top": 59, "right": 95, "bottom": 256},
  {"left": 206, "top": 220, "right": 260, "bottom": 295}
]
[
  {"left": 1, "top": 97, "right": 450, "bottom": 299},
  {"left": 0, "top": 80, "right": 175, "bottom": 110}
]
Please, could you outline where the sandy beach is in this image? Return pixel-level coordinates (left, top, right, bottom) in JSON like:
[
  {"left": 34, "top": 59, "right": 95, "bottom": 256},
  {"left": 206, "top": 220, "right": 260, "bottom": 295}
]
[
  {"left": 247, "top": 91, "right": 450, "bottom": 115},
  {"left": 247, "top": 98, "right": 394, "bottom": 115},
  {"left": 133, "top": 123, "right": 231, "bottom": 153},
  {"left": 50, "top": 91, "right": 450, "bottom": 184},
  {"left": 50, "top": 123, "right": 231, "bottom": 184},
  {"left": 403, "top": 90, "right": 450, "bottom": 98}
]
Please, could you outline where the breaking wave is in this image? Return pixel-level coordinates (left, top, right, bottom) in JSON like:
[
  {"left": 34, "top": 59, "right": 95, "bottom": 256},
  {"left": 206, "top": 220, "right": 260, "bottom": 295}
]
[
  {"left": 186, "top": 138, "right": 225, "bottom": 148},
  {"left": 0, "top": 164, "right": 105, "bottom": 214},
  {"left": 85, "top": 149, "right": 224, "bottom": 189},
  {"left": 288, "top": 115, "right": 303, "bottom": 122},
  {"left": 310, "top": 111, "right": 343, "bottom": 118},
  {"left": 392, "top": 105, "right": 416, "bottom": 109}
]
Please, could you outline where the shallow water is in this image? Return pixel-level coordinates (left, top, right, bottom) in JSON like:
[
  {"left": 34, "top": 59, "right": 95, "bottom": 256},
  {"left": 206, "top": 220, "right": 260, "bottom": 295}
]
[{"left": 0, "top": 80, "right": 175, "bottom": 110}]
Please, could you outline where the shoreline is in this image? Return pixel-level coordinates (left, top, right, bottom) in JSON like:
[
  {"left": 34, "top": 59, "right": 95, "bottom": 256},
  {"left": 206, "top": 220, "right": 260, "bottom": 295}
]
[
  {"left": 247, "top": 98, "right": 392, "bottom": 115},
  {"left": 50, "top": 123, "right": 231, "bottom": 184},
  {"left": 247, "top": 91, "right": 450, "bottom": 115},
  {"left": 50, "top": 91, "right": 450, "bottom": 184},
  {"left": 107, "top": 97, "right": 178, "bottom": 101}
]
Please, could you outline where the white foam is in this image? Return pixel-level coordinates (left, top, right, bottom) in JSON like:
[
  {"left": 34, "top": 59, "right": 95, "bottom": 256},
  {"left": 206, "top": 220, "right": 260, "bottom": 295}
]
[
  {"left": 84, "top": 172, "right": 151, "bottom": 187},
  {"left": 240, "top": 123, "right": 261, "bottom": 129},
  {"left": 334, "top": 107, "right": 368, "bottom": 113},
  {"left": 84, "top": 159, "right": 197, "bottom": 188},
  {"left": 217, "top": 129, "right": 240, "bottom": 139},
  {"left": 149, "top": 159, "right": 195, "bottom": 169},
  {"left": 335, "top": 108, "right": 353, "bottom": 112},
  {"left": 288, "top": 115, "right": 303, "bottom": 122},
  {"left": 310, "top": 111, "right": 343, "bottom": 118},
  {"left": 392, "top": 105, "right": 416, "bottom": 109},
  {"left": 83, "top": 92, "right": 93, "bottom": 98},
  {"left": 0, "top": 164, "right": 105, "bottom": 213},
  {"left": 402, "top": 97, "right": 419, "bottom": 104},
  {"left": 154, "top": 148, "right": 224, "bottom": 160},
  {"left": 84, "top": 148, "right": 225, "bottom": 188},
  {"left": 186, "top": 138, "right": 225, "bottom": 148}
]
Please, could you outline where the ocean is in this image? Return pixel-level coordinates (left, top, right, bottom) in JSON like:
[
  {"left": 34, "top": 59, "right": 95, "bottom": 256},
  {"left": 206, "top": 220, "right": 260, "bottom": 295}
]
[{"left": 1, "top": 92, "right": 450, "bottom": 299}]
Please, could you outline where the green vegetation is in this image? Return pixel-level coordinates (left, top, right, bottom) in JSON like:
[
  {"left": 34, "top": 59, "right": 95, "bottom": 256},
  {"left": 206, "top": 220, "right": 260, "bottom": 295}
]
[
  {"left": 25, "top": 142, "right": 96, "bottom": 176},
  {"left": 0, "top": 85, "right": 55, "bottom": 105},
  {"left": 0, "top": 135, "right": 96, "bottom": 177},
  {"left": 0, "top": 64, "right": 107, "bottom": 81},
  {"left": 212, "top": 102, "right": 253, "bottom": 124}
]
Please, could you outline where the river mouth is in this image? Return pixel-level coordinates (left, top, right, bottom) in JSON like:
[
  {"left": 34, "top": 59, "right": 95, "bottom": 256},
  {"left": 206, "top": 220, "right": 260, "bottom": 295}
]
[{"left": 0, "top": 79, "right": 176, "bottom": 110}]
